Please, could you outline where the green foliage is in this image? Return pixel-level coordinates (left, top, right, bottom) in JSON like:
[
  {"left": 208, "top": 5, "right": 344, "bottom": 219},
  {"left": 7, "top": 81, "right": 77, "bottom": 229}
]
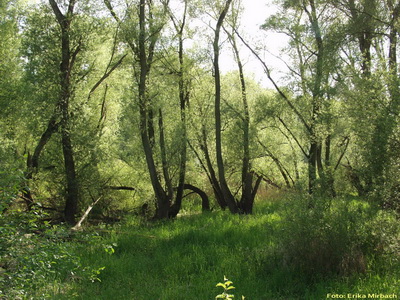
[
  {"left": 21, "top": 198, "right": 395, "bottom": 299},
  {"left": 277, "top": 195, "right": 400, "bottom": 277},
  {"left": 0, "top": 0, "right": 400, "bottom": 297},
  {"left": 215, "top": 276, "right": 245, "bottom": 300},
  {"left": 0, "top": 209, "right": 106, "bottom": 299},
  {"left": 0, "top": 168, "right": 24, "bottom": 213}
]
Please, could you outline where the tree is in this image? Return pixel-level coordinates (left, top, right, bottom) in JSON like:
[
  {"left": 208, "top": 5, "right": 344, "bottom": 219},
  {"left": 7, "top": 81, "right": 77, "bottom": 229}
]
[
  {"left": 332, "top": 0, "right": 400, "bottom": 197},
  {"left": 47, "top": 0, "right": 79, "bottom": 224},
  {"left": 256, "top": 0, "right": 347, "bottom": 195},
  {"left": 0, "top": 0, "right": 22, "bottom": 165},
  {"left": 166, "top": 0, "right": 191, "bottom": 217},
  {"left": 17, "top": 1, "right": 126, "bottom": 224},
  {"left": 224, "top": 1, "right": 262, "bottom": 213}
]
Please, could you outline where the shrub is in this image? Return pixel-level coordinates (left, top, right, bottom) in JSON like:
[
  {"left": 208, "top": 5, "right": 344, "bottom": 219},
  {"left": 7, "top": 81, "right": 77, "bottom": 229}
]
[
  {"left": 0, "top": 209, "right": 105, "bottom": 299},
  {"left": 276, "top": 195, "right": 397, "bottom": 277},
  {"left": 0, "top": 168, "right": 24, "bottom": 213}
]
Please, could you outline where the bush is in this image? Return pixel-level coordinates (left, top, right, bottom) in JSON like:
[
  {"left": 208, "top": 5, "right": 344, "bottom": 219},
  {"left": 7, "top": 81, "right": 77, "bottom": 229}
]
[
  {"left": 0, "top": 209, "right": 105, "bottom": 299},
  {"left": 276, "top": 195, "right": 399, "bottom": 277},
  {"left": 0, "top": 168, "right": 24, "bottom": 213}
]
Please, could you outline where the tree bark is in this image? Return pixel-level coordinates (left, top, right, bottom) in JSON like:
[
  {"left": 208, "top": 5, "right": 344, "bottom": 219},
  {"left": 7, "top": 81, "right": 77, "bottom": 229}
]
[
  {"left": 199, "top": 126, "right": 226, "bottom": 209},
  {"left": 169, "top": 2, "right": 188, "bottom": 218},
  {"left": 182, "top": 184, "right": 210, "bottom": 212},
  {"left": 137, "top": 0, "right": 170, "bottom": 219},
  {"left": 305, "top": 0, "right": 325, "bottom": 194},
  {"left": 213, "top": 0, "right": 237, "bottom": 213},
  {"left": 50, "top": 0, "right": 79, "bottom": 225},
  {"left": 226, "top": 27, "right": 261, "bottom": 213}
]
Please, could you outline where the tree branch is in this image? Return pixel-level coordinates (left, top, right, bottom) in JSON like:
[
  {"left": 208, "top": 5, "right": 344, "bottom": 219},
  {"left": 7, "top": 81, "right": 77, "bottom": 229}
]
[
  {"left": 278, "top": 117, "right": 309, "bottom": 158},
  {"left": 235, "top": 30, "right": 311, "bottom": 133},
  {"left": 49, "top": 0, "right": 65, "bottom": 25},
  {"left": 88, "top": 54, "right": 127, "bottom": 100}
]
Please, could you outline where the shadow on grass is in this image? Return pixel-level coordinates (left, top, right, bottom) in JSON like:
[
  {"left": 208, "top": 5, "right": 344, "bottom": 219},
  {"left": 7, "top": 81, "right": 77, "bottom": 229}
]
[{"left": 57, "top": 198, "right": 400, "bottom": 300}]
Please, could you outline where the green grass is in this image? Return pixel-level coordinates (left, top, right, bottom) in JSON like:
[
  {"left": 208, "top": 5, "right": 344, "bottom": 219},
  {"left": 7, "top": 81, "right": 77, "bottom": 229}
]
[
  {"left": 66, "top": 211, "right": 282, "bottom": 299},
  {"left": 12, "top": 196, "right": 400, "bottom": 299}
]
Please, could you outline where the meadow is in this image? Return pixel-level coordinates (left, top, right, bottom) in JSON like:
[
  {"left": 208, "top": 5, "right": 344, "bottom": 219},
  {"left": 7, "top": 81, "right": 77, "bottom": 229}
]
[{"left": 2, "top": 194, "right": 400, "bottom": 299}]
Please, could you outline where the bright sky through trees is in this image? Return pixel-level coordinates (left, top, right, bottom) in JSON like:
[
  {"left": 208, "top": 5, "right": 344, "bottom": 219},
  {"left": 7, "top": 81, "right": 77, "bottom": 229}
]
[
  {"left": 25, "top": 0, "right": 288, "bottom": 87},
  {"left": 219, "top": 0, "right": 289, "bottom": 87}
]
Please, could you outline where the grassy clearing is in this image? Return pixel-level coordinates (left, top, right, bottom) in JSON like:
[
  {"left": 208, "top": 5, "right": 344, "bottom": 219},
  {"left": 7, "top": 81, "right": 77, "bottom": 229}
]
[
  {"left": 47, "top": 196, "right": 400, "bottom": 300},
  {"left": 2, "top": 195, "right": 400, "bottom": 299}
]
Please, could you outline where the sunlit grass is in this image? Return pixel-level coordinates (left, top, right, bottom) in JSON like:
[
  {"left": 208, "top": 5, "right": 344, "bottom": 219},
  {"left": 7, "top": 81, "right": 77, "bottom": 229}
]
[{"left": 47, "top": 196, "right": 400, "bottom": 300}]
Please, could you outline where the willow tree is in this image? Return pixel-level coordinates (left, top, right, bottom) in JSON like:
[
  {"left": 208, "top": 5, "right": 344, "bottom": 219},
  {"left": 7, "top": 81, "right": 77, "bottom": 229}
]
[
  {"left": 17, "top": 1, "right": 125, "bottom": 224},
  {"left": 223, "top": 1, "right": 262, "bottom": 213},
  {"left": 166, "top": 0, "right": 191, "bottom": 217},
  {"left": 0, "top": 0, "right": 21, "bottom": 155},
  {"left": 105, "top": 0, "right": 194, "bottom": 219},
  {"left": 195, "top": 0, "right": 260, "bottom": 214},
  {"left": 257, "top": 0, "right": 347, "bottom": 195},
  {"left": 47, "top": 0, "right": 79, "bottom": 224},
  {"left": 0, "top": 0, "right": 23, "bottom": 212},
  {"left": 333, "top": 0, "right": 400, "bottom": 198}
]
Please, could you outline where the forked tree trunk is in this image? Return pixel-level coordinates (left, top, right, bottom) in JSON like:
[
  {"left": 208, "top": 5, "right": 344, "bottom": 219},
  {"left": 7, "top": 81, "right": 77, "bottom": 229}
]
[
  {"left": 213, "top": 0, "right": 237, "bottom": 213},
  {"left": 227, "top": 28, "right": 261, "bottom": 213},
  {"left": 137, "top": 0, "right": 170, "bottom": 219}
]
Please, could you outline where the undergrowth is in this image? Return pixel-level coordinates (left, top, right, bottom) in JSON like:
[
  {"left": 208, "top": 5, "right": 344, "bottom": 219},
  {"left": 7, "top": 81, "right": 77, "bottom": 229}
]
[
  {"left": 0, "top": 209, "right": 105, "bottom": 299},
  {"left": 1, "top": 194, "right": 399, "bottom": 299}
]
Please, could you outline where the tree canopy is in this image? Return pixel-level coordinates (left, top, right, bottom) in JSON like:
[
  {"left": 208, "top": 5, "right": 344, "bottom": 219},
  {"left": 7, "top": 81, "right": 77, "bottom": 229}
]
[{"left": 1, "top": 0, "right": 399, "bottom": 222}]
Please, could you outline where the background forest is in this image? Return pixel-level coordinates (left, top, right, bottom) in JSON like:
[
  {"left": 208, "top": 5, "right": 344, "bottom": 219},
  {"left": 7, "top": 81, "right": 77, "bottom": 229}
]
[{"left": 1, "top": 0, "right": 400, "bottom": 299}]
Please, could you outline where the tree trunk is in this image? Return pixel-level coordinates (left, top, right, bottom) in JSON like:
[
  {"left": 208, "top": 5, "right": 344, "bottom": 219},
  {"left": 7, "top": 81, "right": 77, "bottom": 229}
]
[
  {"left": 213, "top": 0, "right": 237, "bottom": 213},
  {"left": 305, "top": 0, "right": 325, "bottom": 195},
  {"left": 183, "top": 184, "right": 210, "bottom": 212},
  {"left": 308, "top": 142, "right": 318, "bottom": 194},
  {"left": 158, "top": 109, "right": 173, "bottom": 199},
  {"left": 137, "top": 0, "right": 170, "bottom": 219},
  {"left": 227, "top": 28, "right": 260, "bottom": 213},
  {"left": 50, "top": 0, "right": 79, "bottom": 224},
  {"left": 200, "top": 125, "right": 227, "bottom": 209},
  {"left": 322, "top": 135, "right": 336, "bottom": 197},
  {"left": 169, "top": 4, "right": 188, "bottom": 217}
]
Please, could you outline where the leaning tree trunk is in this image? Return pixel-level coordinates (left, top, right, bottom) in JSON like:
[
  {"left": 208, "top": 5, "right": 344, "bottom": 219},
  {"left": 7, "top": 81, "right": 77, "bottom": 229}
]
[
  {"left": 226, "top": 28, "right": 261, "bottom": 213},
  {"left": 22, "top": 117, "right": 60, "bottom": 210}
]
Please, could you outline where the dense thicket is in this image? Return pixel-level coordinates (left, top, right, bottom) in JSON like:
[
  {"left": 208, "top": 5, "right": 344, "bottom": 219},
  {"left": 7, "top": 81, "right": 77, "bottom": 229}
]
[{"left": 0, "top": 0, "right": 399, "bottom": 220}]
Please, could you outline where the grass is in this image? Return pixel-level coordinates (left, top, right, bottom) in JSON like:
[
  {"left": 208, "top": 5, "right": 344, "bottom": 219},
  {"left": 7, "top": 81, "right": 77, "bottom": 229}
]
[
  {"left": 5, "top": 195, "right": 400, "bottom": 299},
  {"left": 67, "top": 211, "right": 281, "bottom": 299}
]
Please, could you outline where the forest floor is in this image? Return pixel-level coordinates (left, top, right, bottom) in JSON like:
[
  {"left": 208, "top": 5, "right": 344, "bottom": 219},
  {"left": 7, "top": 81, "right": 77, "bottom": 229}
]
[
  {"left": 3, "top": 195, "right": 400, "bottom": 299},
  {"left": 54, "top": 195, "right": 400, "bottom": 299}
]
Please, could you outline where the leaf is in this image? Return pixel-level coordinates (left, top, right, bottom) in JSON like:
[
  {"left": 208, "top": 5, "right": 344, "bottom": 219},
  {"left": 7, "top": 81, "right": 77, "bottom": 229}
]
[
  {"left": 225, "top": 280, "right": 233, "bottom": 286},
  {"left": 216, "top": 283, "right": 225, "bottom": 288}
]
